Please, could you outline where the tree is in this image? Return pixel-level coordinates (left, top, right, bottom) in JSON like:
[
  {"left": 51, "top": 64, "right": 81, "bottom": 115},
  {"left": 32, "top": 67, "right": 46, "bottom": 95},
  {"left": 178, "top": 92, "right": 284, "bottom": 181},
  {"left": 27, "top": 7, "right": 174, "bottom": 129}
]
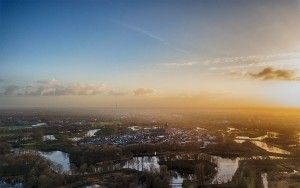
[
  {"left": 79, "top": 163, "right": 88, "bottom": 174},
  {"left": 87, "top": 164, "right": 96, "bottom": 173},
  {"left": 32, "top": 130, "right": 43, "bottom": 141},
  {"left": 195, "top": 163, "right": 205, "bottom": 188},
  {"left": 0, "top": 142, "right": 11, "bottom": 155}
]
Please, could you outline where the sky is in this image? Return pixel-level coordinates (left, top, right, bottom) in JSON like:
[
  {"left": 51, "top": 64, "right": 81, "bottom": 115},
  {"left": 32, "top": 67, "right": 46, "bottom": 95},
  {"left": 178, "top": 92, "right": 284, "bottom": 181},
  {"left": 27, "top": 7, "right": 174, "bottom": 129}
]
[{"left": 0, "top": 0, "right": 300, "bottom": 108}]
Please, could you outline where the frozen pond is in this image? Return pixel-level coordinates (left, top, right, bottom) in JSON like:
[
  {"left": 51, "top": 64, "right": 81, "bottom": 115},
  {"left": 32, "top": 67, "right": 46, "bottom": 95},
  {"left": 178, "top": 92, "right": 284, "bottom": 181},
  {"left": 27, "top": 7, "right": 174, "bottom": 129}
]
[
  {"left": 86, "top": 129, "right": 100, "bottom": 137},
  {"left": 11, "top": 149, "right": 279, "bottom": 187},
  {"left": 39, "top": 150, "right": 71, "bottom": 173},
  {"left": 122, "top": 155, "right": 242, "bottom": 187},
  {"left": 123, "top": 156, "right": 185, "bottom": 188},
  {"left": 261, "top": 173, "right": 268, "bottom": 188},
  {"left": 0, "top": 180, "right": 23, "bottom": 188},
  {"left": 42, "top": 135, "right": 56, "bottom": 141},
  {"left": 13, "top": 149, "right": 71, "bottom": 173},
  {"left": 251, "top": 141, "right": 290, "bottom": 155},
  {"left": 70, "top": 129, "right": 101, "bottom": 141},
  {"left": 128, "top": 126, "right": 141, "bottom": 131},
  {"left": 211, "top": 156, "right": 240, "bottom": 184},
  {"left": 234, "top": 135, "right": 290, "bottom": 155},
  {"left": 31, "top": 123, "right": 47, "bottom": 127},
  {"left": 69, "top": 137, "right": 82, "bottom": 141},
  {"left": 236, "top": 135, "right": 268, "bottom": 141},
  {"left": 170, "top": 171, "right": 184, "bottom": 188},
  {"left": 123, "top": 156, "right": 160, "bottom": 171}
]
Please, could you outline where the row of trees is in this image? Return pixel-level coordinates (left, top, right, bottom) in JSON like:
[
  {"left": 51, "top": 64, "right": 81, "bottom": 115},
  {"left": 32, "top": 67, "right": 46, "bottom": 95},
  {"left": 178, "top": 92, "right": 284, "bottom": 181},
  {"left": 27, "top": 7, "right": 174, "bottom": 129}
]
[
  {"left": 124, "top": 142, "right": 203, "bottom": 155},
  {"left": 139, "top": 165, "right": 171, "bottom": 188},
  {"left": 95, "top": 124, "right": 129, "bottom": 136},
  {"left": 69, "top": 145, "right": 129, "bottom": 166},
  {"left": 0, "top": 142, "right": 10, "bottom": 154},
  {"left": 0, "top": 153, "right": 66, "bottom": 188}
]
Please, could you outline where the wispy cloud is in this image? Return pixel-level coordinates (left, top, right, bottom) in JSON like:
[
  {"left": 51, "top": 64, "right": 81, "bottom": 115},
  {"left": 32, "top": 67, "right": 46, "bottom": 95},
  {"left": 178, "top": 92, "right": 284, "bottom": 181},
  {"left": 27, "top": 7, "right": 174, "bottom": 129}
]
[
  {"left": 161, "top": 61, "right": 198, "bottom": 67},
  {"left": 206, "top": 52, "right": 300, "bottom": 80},
  {"left": 160, "top": 52, "right": 300, "bottom": 70},
  {"left": 113, "top": 20, "right": 165, "bottom": 43},
  {"left": 112, "top": 20, "right": 188, "bottom": 54},
  {"left": 205, "top": 52, "right": 300, "bottom": 66}
]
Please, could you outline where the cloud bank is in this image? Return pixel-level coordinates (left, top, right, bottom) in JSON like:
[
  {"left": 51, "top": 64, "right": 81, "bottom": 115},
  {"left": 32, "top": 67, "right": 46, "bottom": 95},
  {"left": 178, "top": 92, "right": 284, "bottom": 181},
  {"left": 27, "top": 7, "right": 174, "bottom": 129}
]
[
  {"left": 133, "top": 88, "right": 154, "bottom": 96},
  {"left": 107, "top": 90, "right": 127, "bottom": 96},
  {"left": 0, "top": 80, "right": 108, "bottom": 96},
  {"left": 3, "top": 85, "right": 19, "bottom": 95},
  {"left": 0, "top": 80, "right": 156, "bottom": 98}
]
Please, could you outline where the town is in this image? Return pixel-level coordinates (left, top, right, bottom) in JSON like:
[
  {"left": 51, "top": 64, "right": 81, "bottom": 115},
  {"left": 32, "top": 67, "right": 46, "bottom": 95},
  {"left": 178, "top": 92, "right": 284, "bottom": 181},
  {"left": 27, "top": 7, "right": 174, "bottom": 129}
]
[{"left": 0, "top": 108, "right": 300, "bottom": 187}]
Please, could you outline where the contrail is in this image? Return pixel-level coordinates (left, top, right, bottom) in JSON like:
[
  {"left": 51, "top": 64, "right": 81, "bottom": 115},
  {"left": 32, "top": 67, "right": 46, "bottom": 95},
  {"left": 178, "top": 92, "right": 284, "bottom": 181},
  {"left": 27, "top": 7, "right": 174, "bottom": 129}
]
[{"left": 112, "top": 20, "right": 188, "bottom": 54}]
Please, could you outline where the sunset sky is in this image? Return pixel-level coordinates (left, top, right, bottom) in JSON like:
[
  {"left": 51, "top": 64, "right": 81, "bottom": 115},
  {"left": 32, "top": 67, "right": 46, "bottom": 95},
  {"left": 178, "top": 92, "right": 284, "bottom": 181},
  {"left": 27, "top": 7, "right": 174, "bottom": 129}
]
[{"left": 1, "top": 0, "right": 300, "bottom": 108}]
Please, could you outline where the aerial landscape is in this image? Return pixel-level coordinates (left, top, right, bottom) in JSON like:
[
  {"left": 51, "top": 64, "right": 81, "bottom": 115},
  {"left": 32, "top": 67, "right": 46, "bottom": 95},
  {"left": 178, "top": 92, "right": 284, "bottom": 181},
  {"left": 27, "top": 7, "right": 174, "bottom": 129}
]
[{"left": 0, "top": 0, "right": 300, "bottom": 188}]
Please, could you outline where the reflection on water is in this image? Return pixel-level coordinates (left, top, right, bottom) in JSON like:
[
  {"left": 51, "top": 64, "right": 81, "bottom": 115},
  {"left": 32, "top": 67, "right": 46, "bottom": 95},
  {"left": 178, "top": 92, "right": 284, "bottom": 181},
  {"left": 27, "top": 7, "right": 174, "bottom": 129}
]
[
  {"left": 170, "top": 171, "right": 184, "bottom": 187},
  {"left": 261, "top": 173, "right": 268, "bottom": 188},
  {"left": 122, "top": 155, "right": 242, "bottom": 187},
  {"left": 0, "top": 180, "right": 23, "bottom": 188},
  {"left": 211, "top": 156, "right": 240, "bottom": 184},
  {"left": 14, "top": 149, "right": 71, "bottom": 173},
  {"left": 251, "top": 141, "right": 290, "bottom": 155},
  {"left": 11, "top": 149, "right": 280, "bottom": 188},
  {"left": 39, "top": 151, "right": 71, "bottom": 173},
  {"left": 123, "top": 156, "right": 160, "bottom": 171},
  {"left": 10, "top": 149, "right": 71, "bottom": 186},
  {"left": 123, "top": 156, "right": 186, "bottom": 188}
]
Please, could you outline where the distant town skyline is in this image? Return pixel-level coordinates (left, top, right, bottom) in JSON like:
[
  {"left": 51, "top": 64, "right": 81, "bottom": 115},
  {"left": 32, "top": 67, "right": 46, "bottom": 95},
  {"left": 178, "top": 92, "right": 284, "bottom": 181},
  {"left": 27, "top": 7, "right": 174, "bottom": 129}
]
[{"left": 1, "top": 0, "right": 300, "bottom": 108}]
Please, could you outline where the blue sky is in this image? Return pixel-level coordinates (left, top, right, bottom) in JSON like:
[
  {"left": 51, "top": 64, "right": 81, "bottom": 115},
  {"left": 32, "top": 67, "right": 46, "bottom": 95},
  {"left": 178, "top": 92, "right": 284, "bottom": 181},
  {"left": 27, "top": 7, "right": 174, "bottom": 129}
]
[
  {"left": 1, "top": 0, "right": 300, "bottom": 108},
  {"left": 1, "top": 0, "right": 200, "bottom": 82}
]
